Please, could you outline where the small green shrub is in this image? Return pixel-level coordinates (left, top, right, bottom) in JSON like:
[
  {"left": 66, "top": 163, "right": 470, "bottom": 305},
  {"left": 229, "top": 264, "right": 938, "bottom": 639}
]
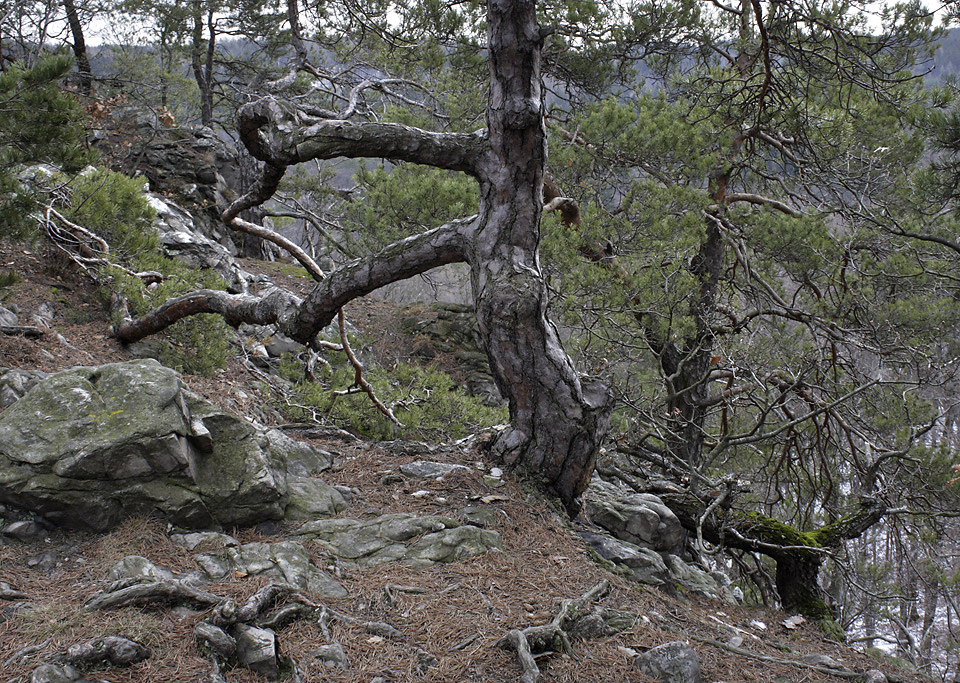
[
  {"left": 63, "top": 168, "right": 159, "bottom": 259},
  {"left": 59, "top": 167, "right": 231, "bottom": 376},
  {"left": 0, "top": 268, "right": 20, "bottom": 290},
  {"left": 281, "top": 350, "right": 506, "bottom": 440}
]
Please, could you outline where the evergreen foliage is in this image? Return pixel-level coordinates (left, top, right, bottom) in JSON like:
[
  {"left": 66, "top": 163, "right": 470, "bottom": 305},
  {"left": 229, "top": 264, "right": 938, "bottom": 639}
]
[
  {"left": 277, "top": 350, "right": 507, "bottom": 440},
  {"left": 0, "top": 54, "right": 90, "bottom": 238},
  {"left": 63, "top": 168, "right": 232, "bottom": 376}
]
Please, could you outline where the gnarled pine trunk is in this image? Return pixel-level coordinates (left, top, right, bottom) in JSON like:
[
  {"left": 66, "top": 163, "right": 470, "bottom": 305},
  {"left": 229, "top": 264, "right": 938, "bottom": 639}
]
[
  {"left": 472, "top": 0, "right": 612, "bottom": 516},
  {"left": 117, "top": 0, "right": 612, "bottom": 517}
]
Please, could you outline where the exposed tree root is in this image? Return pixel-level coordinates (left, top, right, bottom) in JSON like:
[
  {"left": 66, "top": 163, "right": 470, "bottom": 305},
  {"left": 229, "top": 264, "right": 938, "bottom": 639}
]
[
  {"left": 498, "top": 580, "right": 610, "bottom": 682},
  {"left": 503, "top": 629, "right": 541, "bottom": 683},
  {"left": 210, "top": 583, "right": 296, "bottom": 627},
  {"left": 3, "top": 638, "right": 51, "bottom": 667},
  {"left": 59, "top": 636, "right": 150, "bottom": 668},
  {"left": 0, "top": 325, "right": 44, "bottom": 337},
  {"left": 0, "top": 582, "right": 28, "bottom": 600},
  {"left": 85, "top": 578, "right": 222, "bottom": 610}
]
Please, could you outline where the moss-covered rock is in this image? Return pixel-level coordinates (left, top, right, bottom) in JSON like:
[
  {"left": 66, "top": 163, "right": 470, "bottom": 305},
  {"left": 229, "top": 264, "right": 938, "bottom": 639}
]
[
  {"left": 294, "top": 512, "right": 501, "bottom": 568},
  {"left": 0, "top": 360, "right": 338, "bottom": 530}
]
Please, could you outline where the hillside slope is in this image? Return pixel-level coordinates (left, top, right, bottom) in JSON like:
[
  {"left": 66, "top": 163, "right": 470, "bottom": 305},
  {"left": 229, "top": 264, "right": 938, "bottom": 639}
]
[{"left": 0, "top": 239, "right": 927, "bottom": 683}]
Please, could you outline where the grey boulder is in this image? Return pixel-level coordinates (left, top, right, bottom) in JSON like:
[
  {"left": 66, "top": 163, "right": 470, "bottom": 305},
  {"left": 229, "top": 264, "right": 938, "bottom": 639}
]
[
  {"left": 635, "top": 641, "right": 702, "bottom": 683},
  {"left": 0, "top": 360, "right": 335, "bottom": 530},
  {"left": 585, "top": 477, "right": 683, "bottom": 552}
]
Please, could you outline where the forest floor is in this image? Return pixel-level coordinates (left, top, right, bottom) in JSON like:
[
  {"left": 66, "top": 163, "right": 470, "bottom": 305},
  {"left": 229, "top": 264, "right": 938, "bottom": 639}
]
[{"left": 0, "top": 240, "right": 928, "bottom": 683}]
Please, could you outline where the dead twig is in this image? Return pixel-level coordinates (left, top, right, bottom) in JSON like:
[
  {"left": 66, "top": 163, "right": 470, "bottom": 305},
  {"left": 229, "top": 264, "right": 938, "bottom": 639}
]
[
  {"left": 333, "top": 309, "right": 403, "bottom": 427},
  {"left": 3, "top": 638, "right": 52, "bottom": 667}
]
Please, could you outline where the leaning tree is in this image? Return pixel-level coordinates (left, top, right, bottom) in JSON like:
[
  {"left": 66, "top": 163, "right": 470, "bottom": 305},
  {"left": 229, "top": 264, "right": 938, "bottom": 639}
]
[{"left": 116, "top": 0, "right": 614, "bottom": 515}]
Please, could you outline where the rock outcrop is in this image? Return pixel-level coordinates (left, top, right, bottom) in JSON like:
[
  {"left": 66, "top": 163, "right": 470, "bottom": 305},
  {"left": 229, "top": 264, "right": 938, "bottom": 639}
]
[
  {"left": 294, "top": 513, "right": 501, "bottom": 568},
  {"left": 399, "top": 303, "right": 501, "bottom": 404},
  {"left": 0, "top": 359, "right": 340, "bottom": 530}
]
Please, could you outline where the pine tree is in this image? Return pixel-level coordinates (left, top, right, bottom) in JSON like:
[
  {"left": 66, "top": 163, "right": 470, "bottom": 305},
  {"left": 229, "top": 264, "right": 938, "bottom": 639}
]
[{"left": 0, "top": 53, "right": 89, "bottom": 237}]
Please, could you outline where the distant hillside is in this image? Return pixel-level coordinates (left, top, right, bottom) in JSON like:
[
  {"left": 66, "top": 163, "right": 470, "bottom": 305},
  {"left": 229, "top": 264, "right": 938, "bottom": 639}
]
[{"left": 930, "top": 27, "right": 960, "bottom": 83}]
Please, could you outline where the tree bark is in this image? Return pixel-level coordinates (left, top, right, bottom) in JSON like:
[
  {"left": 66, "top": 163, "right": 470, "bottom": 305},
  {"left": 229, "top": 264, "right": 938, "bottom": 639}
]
[
  {"left": 62, "top": 0, "right": 92, "bottom": 95},
  {"left": 472, "top": 0, "right": 612, "bottom": 514}
]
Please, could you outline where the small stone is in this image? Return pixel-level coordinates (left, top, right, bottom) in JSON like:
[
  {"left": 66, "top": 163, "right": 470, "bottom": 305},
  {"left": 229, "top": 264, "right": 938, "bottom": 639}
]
[
  {"left": 32, "top": 302, "right": 55, "bottom": 328},
  {"left": 863, "top": 670, "right": 888, "bottom": 683},
  {"left": 801, "top": 653, "right": 842, "bottom": 669},
  {"left": 725, "top": 635, "right": 743, "bottom": 648},
  {"left": 399, "top": 461, "right": 471, "bottom": 479},
  {"left": 0, "top": 305, "right": 18, "bottom": 326},
  {"left": 635, "top": 641, "right": 702, "bottom": 683},
  {"left": 460, "top": 506, "right": 501, "bottom": 528},
  {"left": 30, "top": 663, "right": 82, "bottom": 683},
  {"left": 2, "top": 520, "right": 46, "bottom": 541},
  {"left": 312, "top": 642, "right": 349, "bottom": 669},
  {"left": 107, "top": 555, "right": 174, "bottom": 582},
  {"left": 196, "top": 621, "right": 237, "bottom": 659},
  {"left": 232, "top": 624, "right": 278, "bottom": 679},
  {"left": 26, "top": 551, "right": 58, "bottom": 572},
  {"left": 170, "top": 532, "right": 240, "bottom": 551}
]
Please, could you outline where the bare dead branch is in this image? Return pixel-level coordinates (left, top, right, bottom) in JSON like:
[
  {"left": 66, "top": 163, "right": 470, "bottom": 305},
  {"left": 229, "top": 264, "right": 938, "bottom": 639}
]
[
  {"left": 333, "top": 309, "right": 402, "bottom": 426},
  {"left": 236, "top": 96, "right": 485, "bottom": 175},
  {"left": 114, "top": 288, "right": 302, "bottom": 343}
]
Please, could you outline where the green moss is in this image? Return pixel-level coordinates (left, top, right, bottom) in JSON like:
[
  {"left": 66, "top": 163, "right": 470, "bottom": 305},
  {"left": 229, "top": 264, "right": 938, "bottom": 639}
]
[
  {"left": 256, "top": 261, "right": 312, "bottom": 279},
  {"left": 738, "top": 511, "right": 821, "bottom": 549},
  {"left": 818, "top": 616, "right": 846, "bottom": 642}
]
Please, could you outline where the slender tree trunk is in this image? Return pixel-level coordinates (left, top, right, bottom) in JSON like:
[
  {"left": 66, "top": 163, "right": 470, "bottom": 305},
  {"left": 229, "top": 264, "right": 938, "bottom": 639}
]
[
  {"left": 191, "top": 0, "right": 215, "bottom": 126},
  {"left": 471, "top": 0, "right": 612, "bottom": 516},
  {"left": 919, "top": 577, "right": 939, "bottom": 674},
  {"left": 63, "top": 0, "right": 92, "bottom": 94}
]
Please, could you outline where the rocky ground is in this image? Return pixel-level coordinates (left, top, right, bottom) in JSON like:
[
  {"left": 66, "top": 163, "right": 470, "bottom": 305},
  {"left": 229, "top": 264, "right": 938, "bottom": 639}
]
[{"left": 0, "top": 241, "right": 928, "bottom": 683}]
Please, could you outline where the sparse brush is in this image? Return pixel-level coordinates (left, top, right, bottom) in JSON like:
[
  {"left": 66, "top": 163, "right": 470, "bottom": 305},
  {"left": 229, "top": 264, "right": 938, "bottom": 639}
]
[
  {"left": 278, "top": 350, "right": 506, "bottom": 440},
  {"left": 0, "top": 268, "right": 20, "bottom": 290}
]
